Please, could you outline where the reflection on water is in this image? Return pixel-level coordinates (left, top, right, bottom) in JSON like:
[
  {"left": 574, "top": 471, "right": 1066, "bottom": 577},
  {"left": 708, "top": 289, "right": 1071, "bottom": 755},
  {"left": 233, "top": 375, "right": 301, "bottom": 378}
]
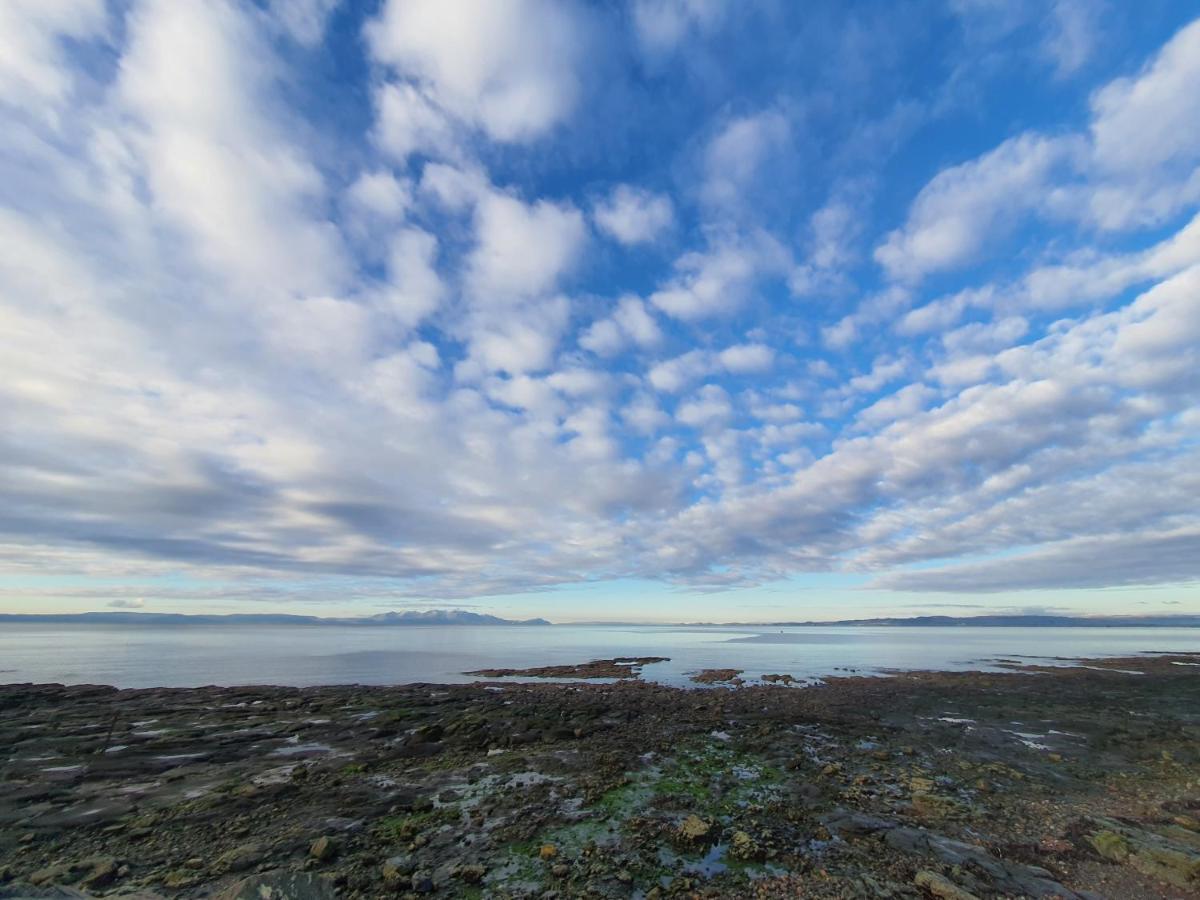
[{"left": 1, "top": 623, "right": 1198, "bottom": 689}]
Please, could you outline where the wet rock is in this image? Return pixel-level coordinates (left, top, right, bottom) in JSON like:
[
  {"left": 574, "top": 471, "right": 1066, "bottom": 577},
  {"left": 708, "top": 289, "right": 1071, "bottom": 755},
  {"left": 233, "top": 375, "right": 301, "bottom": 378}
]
[
  {"left": 689, "top": 669, "right": 743, "bottom": 685},
  {"left": 455, "top": 863, "right": 486, "bottom": 883},
  {"left": 1086, "top": 817, "right": 1200, "bottom": 888},
  {"left": 730, "top": 830, "right": 762, "bottom": 861},
  {"left": 214, "top": 842, "right": 266, "bottom": 874},
  {"left": 886, "top": 827, "right": 1083, "bottom": 898},
  {"left": 216, "top": 871, "right": 336, "bottom": 900},
  {"left": 821, "top": 809, "right": 898, "bottom": 836},
  {"left": 677, "top": 814, "right": 712, "bottom": 843},
  {"left": 410, "top": 871, "right": 435, "bottom": 893},
  {"left": 912, "top": 791, "right": 967, "bottom": 820},
  {"left": 914, "top": 869, "right": 980, "bottom": 900},
  {"left": 382, "top": 854, "right": 415, "bottom": 884},
  {"left": 466, "top": 658, "right": 669, "bottom": 679},
  {"left": 308, "top": 836, "right": 335, "bottom": 861},
  {"left": 27, "top": 864, "right": 71, "bottom": 887},
  {"left": 77, "top": 856, "right": 117, "bottom": 890}
]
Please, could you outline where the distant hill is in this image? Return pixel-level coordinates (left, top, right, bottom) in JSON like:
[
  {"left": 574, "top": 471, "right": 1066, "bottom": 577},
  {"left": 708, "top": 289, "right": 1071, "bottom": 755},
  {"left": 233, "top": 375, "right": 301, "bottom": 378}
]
[
  {"left": 0, "top": 610, "right": 551, "bottom": 627},
  {"left": 681, "top": 614, "right": 1200, "bottom": 627}
]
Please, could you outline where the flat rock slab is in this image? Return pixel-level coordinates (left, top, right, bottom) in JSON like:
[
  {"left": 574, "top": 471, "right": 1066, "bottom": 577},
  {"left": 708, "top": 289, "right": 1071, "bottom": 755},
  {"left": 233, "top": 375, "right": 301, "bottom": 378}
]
[{"left": 216, "top": 872, "right": 336, "bottom": 900}]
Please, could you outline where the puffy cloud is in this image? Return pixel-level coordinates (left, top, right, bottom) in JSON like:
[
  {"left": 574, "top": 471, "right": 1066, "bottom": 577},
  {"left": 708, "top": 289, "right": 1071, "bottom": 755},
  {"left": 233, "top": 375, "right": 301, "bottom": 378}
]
[
  {"left": 372, "top": 82, "right": 458, "bottom": 164},
  {"left": 593, "top": 185, "right": 673, "bottom": 245},
  {"left": 650, "top": 236, "right": 786, "bottom": 320},
  {"left": 648, "top": 350, "right": 709, "bottom": 393},
  {"left": 580, "top": 296, "right": 662, "bottom": 356},
  {"left": 676, "top": 384, "right": 732, "bottom": 430},
  {"left": 467, "top": 191, "right": 586, "bottom": 302},
  {"left": 717, "top": 343, "right": 774, "bottom": 373},
  {"left": 366, "top": 0, "right": 585, "bottom": 142},
  {"left": 344, "top": 170, "right": 412, "bottom": 221},
  {"left": 381, "top": 227, "right": 444, "bottom": 329},
  {"left": 875, "top": 134, "right": 1075, "bottom": 283}
]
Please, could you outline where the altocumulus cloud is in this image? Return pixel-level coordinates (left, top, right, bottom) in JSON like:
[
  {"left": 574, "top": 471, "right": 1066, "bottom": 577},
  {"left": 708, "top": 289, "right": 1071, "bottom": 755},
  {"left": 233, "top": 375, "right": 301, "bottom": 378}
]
[{"left": 0, "top": 0, "right": 1198, "bottom": 607}]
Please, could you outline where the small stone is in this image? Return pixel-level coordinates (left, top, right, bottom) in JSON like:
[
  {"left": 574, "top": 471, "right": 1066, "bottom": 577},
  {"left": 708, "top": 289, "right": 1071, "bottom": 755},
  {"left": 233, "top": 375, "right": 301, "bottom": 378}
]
[
  {"left": 678, "top": 814, "right": 712, "bottom": 842},
  {"left": 383, "top": 854, "right": 416, "bottom": 883},
  {"left": 457, "top": 863, "right": 486, "bottom": 883},
  {"left": 310, "top": 835, "right": 336, "bottom": 861},
  {"left": 551, "top": 863, "right": 570, "bottom": 877},
  {"left": 79, "top": 856, "right": 118, "bottom": 889},
  {"left": 730, "top": 830, "right": 762, "bottom": 861},
  {"left": 214, "top": 842, "right": 266, "bottom": 873},
  {"left": 914, "top": 869, "right": 981, "bottom": 900},
  {"left": 163, "top": 869, "right": 200, "bottom": 888},
  {"left": 411, "top": 872, "right": 435, "bottom": 893},
  {"left": 29, "top": 863, "right": 71, "bottom": 886}
]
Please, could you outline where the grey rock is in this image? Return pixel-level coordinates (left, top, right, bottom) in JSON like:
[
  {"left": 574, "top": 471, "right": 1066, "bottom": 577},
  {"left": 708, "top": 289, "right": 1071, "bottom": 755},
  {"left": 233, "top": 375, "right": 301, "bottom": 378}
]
[
  {"left": 216, "top": 871, "right": 336, "bottom": 900},
  {"left": 885, "top": 827, "right": 1082, "bottom": 898}
]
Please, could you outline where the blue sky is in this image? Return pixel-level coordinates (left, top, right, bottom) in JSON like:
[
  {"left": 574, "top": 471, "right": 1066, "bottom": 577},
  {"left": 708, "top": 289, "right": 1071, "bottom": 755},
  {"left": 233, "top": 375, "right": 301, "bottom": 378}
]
[{"left": 1, "top": 0, "right": 1198, "bottom": 622}]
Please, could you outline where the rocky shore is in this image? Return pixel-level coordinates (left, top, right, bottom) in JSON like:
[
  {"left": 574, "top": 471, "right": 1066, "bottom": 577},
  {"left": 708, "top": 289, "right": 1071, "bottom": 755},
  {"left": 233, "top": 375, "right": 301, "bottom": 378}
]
[{"left": 1, "top": 654, "right": 1198, "bottom": 899}]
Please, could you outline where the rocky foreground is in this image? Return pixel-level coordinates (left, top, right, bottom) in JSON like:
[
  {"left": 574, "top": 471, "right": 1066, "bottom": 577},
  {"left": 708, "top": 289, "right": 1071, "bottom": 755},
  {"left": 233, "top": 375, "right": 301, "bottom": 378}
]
[{"left": 1, "top": 655, "right": 1198, "bottom": 899}]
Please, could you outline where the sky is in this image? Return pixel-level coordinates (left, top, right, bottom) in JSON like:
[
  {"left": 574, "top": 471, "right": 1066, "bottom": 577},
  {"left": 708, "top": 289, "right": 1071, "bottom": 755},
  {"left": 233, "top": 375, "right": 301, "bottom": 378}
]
[{"left": 1, "top": 0, "right": 1198, "bottom": 623}]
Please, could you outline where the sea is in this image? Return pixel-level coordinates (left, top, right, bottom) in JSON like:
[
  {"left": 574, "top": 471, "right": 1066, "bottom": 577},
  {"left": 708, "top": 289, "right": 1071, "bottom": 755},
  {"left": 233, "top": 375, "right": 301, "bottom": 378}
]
[{"left": 1, "top": 623, "right": 1198, "bottom": 689}]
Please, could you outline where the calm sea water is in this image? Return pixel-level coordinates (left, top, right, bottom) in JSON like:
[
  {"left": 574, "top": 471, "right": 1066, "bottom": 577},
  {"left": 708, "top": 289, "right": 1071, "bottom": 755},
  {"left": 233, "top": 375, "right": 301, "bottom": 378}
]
[{"left": 1, "top": 624, "right": 1198, "bottom": 689}]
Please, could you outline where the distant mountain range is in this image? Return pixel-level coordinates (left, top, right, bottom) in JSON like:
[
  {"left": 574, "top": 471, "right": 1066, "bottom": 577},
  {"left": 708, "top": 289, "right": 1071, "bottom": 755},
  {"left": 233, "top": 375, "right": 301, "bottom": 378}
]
[{"left": 0, "top": 610, "right": 550, "bottom": 626}]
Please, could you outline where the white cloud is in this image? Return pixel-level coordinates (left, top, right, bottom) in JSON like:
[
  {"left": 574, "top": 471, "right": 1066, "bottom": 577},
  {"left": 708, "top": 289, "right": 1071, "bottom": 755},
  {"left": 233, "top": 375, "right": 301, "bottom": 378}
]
[
  {"left": 648, "top": 350, "right": 709, "bottom": 393},
  {"left": 1083, "top": 17, "right": 1200, "bottom": 229},
  {"left": 632, "top": 0, "right": 724, "bottom": 57},
  {"left": 267, "top": 0, "right": 340, "bottom": 46},
  {"left": 1043, "top": 0, "right": 1101, "bottom": 77},
  {"left": 593, "top": 185, "right": 674, "bottom": 245},
  {"left": 373, "top": 82, "right": 458, "bottom": 164},
  {"left": 718, "top": 343, "right": 774, "bottom": 374},
  {"left": 0, "top": 0, "right": 107, "bottom": 115},
  {"left": 467, "top": 190, "right": 586, "bottom": 302},
  {"left": 117, "top": 0, "right": 347, "bottom": 295},
  {"left": 581, "top": 296, "right": 662, "bottom": 356},
  {"left": 677, "top": 384, "right": 732, "bottom": 430},
  {"left": 461, "top": 295, "right": 571, "bottom": 377},
  {"left": 703, "top": 110, "right": 790, "bottom": 211},
  {"left": 366, "top": 0, "right": 585, "bottom": 142},
  {"left": 345, "top": 170, "right": 412, "bottom": 220},
  {"left": 108, "top": 597, "right": 146, "bottom": 609},
  {"left": 650, "top": 239, "right": 781, "bottom": 320},
  {"left": 381, "top": 227, "right": 444, "bottom": 329},
  {"left": 875, "top": 133, "right": 1075, "bottom": 283}
]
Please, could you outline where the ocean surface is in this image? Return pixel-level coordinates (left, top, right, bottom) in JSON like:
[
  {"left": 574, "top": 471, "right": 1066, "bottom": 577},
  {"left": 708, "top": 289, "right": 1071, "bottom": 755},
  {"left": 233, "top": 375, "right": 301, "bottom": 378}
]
[{"left": 2, "top": 623, "right": 1198, "bottom": 689}]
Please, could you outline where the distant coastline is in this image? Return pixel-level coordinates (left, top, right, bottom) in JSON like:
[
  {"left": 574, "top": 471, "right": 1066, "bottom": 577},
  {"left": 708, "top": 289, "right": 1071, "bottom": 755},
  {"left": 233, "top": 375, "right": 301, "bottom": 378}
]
[
  {"left": 0, "top": 610, "right": 550, "bottom": 627},
  {"left": 0, "top": 611, "right": 1196, "bottom": 627}
]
